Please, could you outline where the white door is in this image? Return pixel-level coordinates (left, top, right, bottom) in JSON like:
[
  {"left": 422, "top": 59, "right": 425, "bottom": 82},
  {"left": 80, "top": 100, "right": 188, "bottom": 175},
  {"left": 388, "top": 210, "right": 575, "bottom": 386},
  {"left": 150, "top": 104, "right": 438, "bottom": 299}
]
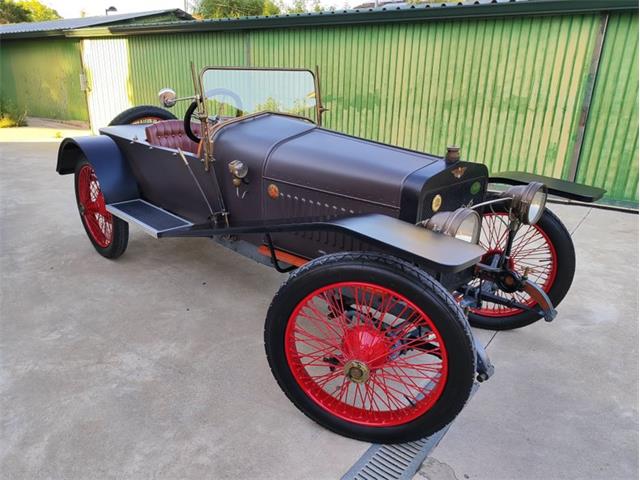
[{"left": 81, "top": 38, "right": 132, "bottom": 133}]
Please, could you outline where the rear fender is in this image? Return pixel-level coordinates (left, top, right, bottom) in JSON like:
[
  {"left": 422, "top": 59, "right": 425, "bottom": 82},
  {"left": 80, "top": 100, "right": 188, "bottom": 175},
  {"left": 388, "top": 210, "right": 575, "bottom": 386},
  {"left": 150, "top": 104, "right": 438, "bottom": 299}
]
[
  {"left": 56, "top": 136, "right": 139, "bottom": 204},
  {"left": 490, "top": 171, "right": 605, "bottom": 202}
]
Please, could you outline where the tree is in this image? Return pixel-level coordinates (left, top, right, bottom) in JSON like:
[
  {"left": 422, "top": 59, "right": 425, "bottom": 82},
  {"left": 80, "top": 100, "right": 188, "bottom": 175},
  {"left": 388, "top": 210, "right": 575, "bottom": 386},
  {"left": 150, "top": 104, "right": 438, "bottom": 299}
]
[
  {"left": 285, "top": 0, "right": 327, "bottom": 14},
  {"left": 18, "top": 0, "right": 61, "bottom": 21},
  {"left": 0, "top": 0, "right": 60, "bottom": 24},
  {"left": 0, "top": 0, "right": 30, "bottom": 24},
  {"left": 195, "top": 0, "right": 281, "bottom": 18}
]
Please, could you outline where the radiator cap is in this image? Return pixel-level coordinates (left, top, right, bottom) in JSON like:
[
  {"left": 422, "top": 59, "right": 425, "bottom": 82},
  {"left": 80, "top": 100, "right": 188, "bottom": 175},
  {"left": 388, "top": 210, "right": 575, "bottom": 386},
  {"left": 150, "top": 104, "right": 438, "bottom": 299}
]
[{"left": 445, "top": 145, "right": 461, "bottom": 164}]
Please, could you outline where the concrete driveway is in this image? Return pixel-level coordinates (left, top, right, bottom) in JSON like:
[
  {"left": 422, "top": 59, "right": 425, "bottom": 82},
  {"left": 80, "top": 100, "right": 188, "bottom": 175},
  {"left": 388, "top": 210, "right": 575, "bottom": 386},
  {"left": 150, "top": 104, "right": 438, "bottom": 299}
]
[{"left": 1, "top": 138, "right": 637, "bottom": 480}]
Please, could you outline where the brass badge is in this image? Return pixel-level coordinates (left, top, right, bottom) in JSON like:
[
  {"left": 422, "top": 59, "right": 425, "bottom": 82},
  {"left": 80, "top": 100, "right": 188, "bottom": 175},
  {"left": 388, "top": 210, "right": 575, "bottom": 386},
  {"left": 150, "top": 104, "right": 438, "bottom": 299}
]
[
  {"left": 451, "top": 166, "right": 467, "bottom": 179},
  {"left": 431, "top": 194, "right": 442, "bottom": 212},
  {"left": 267, "top": 183, "right": 280, "bottom": 199}
]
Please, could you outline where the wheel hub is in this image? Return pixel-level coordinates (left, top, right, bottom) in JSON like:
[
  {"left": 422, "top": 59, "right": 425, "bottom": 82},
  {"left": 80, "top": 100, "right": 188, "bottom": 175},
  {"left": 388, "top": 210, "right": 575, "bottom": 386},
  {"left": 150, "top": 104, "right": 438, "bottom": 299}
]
[
  {"left": 343, "top": 360, "right": 370, "bottom": 384},
  {"left": 341, "top": 325, "right": 392, "bottom": 383}
]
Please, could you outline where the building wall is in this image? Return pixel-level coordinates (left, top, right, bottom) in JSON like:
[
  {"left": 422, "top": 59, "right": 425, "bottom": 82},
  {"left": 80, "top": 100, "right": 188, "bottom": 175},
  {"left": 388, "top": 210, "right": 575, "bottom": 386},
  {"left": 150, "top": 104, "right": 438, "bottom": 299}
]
[
  {"left": 126, "top": 12, "right": 640, "bottom": 204},
  {"left": 0, "top": 11, "right": 637, "bottom": 204},
  {"left": 0, "top": 38, "right": 89, "bottom": 122},
  {"left": 576, "top": 13, "right": 638, "bottom": 204}
]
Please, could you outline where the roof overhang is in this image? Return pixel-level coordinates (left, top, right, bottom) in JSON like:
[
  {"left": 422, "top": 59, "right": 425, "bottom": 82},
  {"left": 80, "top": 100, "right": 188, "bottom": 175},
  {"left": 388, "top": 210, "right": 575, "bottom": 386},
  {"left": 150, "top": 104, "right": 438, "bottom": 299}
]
[{"left": 0, "top": 9, "right": 193, "bottom": 40}]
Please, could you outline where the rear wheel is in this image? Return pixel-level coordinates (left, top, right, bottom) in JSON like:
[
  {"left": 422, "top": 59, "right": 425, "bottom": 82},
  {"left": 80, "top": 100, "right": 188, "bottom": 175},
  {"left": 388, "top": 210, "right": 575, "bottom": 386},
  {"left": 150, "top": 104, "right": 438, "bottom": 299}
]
[
  {"left": 467, "top": 205, "right": 575, "bottom": 330},
  {"left": 265, "top": 252, "right": 475, "bottom": 443},
  {"left": 108, "top": 105, "right": 176, "bottom": 125},
  {"left": 74, "top": 159, "right": 128, "bottom": 259}
]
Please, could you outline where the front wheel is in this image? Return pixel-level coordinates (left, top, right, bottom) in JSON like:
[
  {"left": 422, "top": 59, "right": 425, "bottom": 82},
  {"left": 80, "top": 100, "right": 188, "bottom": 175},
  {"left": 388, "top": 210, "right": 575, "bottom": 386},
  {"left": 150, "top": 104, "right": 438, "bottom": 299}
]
[
  {"left": 467, "top": 205, "right": 575, "bottom": 330},
  {"left": 264, "top": 252, "right": 476, "bottom": 444}
]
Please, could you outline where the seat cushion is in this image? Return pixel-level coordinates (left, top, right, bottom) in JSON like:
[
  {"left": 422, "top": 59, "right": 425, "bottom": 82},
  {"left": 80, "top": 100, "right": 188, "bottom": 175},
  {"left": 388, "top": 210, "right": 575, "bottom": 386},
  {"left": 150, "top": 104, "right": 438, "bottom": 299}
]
[{"left": 145, "top": 120, "right": 201, "bottom": 154}]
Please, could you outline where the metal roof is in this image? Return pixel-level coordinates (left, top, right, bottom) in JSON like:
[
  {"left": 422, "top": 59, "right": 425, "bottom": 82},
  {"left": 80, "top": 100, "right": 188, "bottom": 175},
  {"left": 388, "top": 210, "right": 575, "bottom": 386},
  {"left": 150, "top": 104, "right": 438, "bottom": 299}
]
[
  {"left": 65, "top": 0, "right": 637, "bottom": 38},
  {"left": 0, "top": 9, "right": 192, "bottom": 38}
]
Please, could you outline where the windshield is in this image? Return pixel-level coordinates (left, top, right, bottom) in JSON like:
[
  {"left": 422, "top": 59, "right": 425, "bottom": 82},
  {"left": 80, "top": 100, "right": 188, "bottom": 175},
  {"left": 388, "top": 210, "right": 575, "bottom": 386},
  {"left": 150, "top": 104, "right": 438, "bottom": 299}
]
[{"left": 201, "top": 68, "right": 317, "bottom": 122}]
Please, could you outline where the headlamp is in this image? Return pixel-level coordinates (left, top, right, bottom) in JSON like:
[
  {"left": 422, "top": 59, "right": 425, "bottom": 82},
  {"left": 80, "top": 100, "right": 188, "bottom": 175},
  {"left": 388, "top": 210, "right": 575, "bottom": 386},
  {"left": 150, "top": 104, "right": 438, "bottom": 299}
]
[
  {"left": 502, "top": 182, "right": 547, "bottom": 225},
  {"left": 423, "top": 208, "right": 481, "bottom": 244}
]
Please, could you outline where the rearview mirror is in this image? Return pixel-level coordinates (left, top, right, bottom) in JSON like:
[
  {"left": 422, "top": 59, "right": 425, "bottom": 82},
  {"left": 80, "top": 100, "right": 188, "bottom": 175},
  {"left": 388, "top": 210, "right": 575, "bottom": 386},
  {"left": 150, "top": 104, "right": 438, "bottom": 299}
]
[{"left": 158, "top": 88, "right": 177, "bottom": 108}]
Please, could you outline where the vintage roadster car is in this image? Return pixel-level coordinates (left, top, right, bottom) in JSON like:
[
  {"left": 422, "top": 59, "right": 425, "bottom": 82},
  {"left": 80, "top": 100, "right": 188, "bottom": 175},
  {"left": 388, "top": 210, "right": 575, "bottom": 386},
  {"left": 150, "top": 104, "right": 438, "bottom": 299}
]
[{"left": 56, "top": 66, "right": 604, "bottom": 443}]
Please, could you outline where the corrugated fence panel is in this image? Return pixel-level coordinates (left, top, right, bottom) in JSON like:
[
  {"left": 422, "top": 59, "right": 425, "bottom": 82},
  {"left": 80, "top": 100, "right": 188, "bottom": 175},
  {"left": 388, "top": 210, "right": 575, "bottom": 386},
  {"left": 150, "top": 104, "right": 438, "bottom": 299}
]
[
  {"left": 0, "top": 38, "right": 88, "bottom": 121},
  {"left": 249, "top": 14, "right": 598, "bottom": 180},
  {"left": 127, "top": 32, "right": 246, "bottom": 107},
  {"left": 577, "top": 12, "right": 639, "bottom": 204}
]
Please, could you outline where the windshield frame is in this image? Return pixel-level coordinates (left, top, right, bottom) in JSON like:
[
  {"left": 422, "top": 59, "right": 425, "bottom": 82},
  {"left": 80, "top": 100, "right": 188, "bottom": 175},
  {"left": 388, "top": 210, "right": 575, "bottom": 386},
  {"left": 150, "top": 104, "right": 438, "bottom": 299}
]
[{"left": 198, "top": 66, "right": 324, "bottom": 126}]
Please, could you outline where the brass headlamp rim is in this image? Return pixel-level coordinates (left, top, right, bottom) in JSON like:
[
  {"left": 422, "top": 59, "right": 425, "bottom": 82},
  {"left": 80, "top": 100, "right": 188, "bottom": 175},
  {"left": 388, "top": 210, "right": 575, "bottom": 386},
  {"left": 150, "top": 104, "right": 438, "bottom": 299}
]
[{"left": 501, "top": 181, "right": 547, "bottom": 225}]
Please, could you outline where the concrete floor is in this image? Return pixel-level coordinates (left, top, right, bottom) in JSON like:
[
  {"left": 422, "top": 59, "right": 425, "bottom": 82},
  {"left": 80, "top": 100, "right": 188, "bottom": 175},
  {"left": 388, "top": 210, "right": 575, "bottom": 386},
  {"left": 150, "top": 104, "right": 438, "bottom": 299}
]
[{"left": 0, "top": 140, "right": 637, "bottom": 480}]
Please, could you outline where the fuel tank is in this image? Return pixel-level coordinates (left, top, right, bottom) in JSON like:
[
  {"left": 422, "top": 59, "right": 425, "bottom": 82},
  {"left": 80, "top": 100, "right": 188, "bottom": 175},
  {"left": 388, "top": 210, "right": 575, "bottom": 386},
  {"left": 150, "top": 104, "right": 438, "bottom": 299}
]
[{"left": 212, "top": 113, "right": 488, "bottom": 259}]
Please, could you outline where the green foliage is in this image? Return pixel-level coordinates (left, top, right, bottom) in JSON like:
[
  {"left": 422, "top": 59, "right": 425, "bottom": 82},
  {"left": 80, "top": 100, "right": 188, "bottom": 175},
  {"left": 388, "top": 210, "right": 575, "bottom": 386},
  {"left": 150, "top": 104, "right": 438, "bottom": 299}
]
[
  {"left": 285, "top": 0, "right": 325, "bottom": 14},
  {"left": 262, "top": 0, "right": 280, "bottom": 15},
  {"left": 194, "top": 0, "right": 337, "bottom": 18},
  {"left": 0, "top": 97, "right": 27, "bottom": 128},
  {"left": 0, "top": 0, "right": 60, "bottom": 24},
  {"left": 195, "top": 0, "right": 281, "bottom": 18},
  {"left": 0, "top": 0, "right": 29, "bottom": 23},
  {"left": 17, "top": 0, "right": 60, "bottom": 21}
]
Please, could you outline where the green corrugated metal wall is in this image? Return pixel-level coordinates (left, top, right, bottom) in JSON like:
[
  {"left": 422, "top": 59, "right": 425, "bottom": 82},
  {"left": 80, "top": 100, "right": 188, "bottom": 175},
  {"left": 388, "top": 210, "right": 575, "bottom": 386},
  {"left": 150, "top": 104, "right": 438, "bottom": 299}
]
[
  {"left": 0, "top": 38, "right": 89, "bottom": 121},
  {"left": 247, "top": 15, "right": 598, "bottom": 181},
  {"left": 128, "top": 32, "right": 246, "bottom": 102},
  {"left": 576, "top": 13, "right": 638, "bottom": 204},
  {"left": 1, "top": 10, "right": 637, "bottom": 203}
]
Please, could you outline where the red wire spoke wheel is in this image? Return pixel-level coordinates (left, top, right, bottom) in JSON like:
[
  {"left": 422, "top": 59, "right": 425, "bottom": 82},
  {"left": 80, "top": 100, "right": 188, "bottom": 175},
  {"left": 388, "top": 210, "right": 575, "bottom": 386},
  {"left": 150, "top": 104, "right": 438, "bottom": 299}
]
[
  {"left": 467, "top": 203, "right": 575, "bottom": 330},
  {"left": 77, "top": 164, "right": 113, "bottom": 248},
  {"left": 74, "top": 159, "right": 129, "bottom": 259},
  {"left": 285, "top": 282, "right": 447, "bottom": 427},
  {"left": 265, "top": 252, "right": 475, "bottom": 444},
  {"left": 471, "top": 212, "right": 557, "bottom": 317}
]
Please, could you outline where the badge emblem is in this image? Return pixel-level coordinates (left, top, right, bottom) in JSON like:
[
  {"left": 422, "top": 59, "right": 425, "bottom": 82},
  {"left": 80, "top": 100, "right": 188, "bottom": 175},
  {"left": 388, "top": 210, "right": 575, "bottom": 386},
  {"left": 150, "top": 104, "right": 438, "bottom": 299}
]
[
  {"left": 451, "top": 166, "right": 467, "bottom": 179},
  {"left": 431, "top": 194, "right": 442, "bottom": 212},
  {"left": 267, "top": 183, "right": 280, "bottom": 199}
]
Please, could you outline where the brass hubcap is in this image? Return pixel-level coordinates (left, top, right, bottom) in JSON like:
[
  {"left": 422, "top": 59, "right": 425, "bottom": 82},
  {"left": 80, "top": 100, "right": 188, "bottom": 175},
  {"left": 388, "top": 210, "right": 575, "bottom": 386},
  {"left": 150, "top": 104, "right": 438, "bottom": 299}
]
[{"left": 344, "top": 360, "right": 370, "bottom": 384}]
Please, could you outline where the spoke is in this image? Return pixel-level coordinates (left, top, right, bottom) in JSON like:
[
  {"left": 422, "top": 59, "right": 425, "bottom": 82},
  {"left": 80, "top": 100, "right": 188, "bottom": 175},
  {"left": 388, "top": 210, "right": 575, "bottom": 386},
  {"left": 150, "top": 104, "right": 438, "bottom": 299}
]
[
  {"left": 297, "top": 308, "right": 343, "bottom": 342},
  {"left": 294, "top": 321, "right": 340, "bottom": 346}
]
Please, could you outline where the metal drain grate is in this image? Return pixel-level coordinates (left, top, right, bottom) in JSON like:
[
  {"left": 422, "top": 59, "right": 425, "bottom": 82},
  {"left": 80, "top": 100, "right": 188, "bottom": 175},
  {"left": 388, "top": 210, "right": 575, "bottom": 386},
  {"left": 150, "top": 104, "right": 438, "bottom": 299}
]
[
  {"left": 341, "top": 385, "right": 478, "bottom": 480},
  {"left": 340, "top": 426, "right": 451, "bottom": 480}
]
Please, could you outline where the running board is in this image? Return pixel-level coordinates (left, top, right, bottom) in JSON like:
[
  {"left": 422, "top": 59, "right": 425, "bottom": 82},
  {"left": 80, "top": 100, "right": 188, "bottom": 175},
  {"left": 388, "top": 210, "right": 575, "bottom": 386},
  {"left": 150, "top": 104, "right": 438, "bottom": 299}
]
[{"left": 106, "top": 199, "right": 192, "bottom": 238}]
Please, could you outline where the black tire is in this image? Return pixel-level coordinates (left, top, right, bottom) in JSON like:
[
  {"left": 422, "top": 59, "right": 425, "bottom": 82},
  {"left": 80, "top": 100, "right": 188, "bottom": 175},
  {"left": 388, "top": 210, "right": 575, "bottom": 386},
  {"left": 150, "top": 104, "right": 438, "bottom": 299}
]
[
  {"left": 264, "top": 252, "right": 476, "bottom": 444},
  {"left": 74, "top": 159, "right": 129, "bottom": 259},
  {"left": 108, "top": 105, "right": 176, "bottom": 125},
  {"left": 468, "top": 205, "right": 575, "bottom": 330}
]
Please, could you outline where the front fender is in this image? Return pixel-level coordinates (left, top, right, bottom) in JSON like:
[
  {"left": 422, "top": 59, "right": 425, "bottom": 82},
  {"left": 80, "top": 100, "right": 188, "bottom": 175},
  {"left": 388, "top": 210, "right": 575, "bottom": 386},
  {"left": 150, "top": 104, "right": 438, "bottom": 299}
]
[
  {"left": 56, "top": 135, "right": 139, "bottom": 204},
  {"left": 490, "top": 171, "right": 605, "bottom": 202},
  {"left": 160, "top": 213, "right": 485, "bottom": 273}
]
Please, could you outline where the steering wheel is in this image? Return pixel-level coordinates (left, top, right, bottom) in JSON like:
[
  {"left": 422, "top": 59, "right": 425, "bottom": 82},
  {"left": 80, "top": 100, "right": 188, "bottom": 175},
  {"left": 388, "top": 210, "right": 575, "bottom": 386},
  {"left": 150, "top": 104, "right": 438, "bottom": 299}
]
[{"left": 184, "top": 88, "right": 244, "bottom": 143}]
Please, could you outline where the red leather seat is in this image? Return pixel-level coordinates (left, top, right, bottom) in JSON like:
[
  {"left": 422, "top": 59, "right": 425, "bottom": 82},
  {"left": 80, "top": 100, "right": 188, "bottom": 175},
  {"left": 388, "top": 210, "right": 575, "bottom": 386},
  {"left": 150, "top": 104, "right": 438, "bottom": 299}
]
[{"left": 145, "top": 120, "right": 201, "bottom": 154}]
